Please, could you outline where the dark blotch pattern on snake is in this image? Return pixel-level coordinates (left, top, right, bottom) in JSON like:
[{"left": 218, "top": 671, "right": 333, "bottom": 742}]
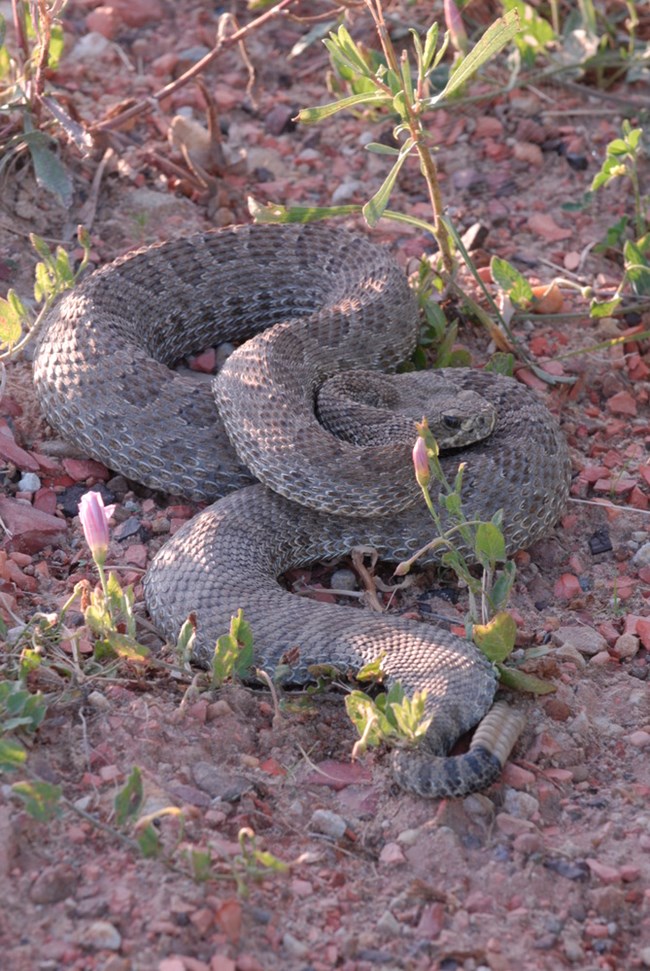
[{"left": 34, "top": 224, "right": 571, "bottom": 797}]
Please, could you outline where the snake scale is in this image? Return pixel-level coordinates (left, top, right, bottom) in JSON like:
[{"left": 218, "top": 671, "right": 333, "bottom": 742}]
[{"left": 34, "top": 224, "right": 571, "bottom": 798}]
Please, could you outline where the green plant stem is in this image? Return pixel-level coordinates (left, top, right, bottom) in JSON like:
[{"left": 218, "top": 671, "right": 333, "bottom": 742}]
[{"left": 364, "top": 0, "right": 454, "bottom": 276}]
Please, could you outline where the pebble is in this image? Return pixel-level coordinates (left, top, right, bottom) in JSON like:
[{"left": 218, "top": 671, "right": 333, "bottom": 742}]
[
  {"left": 376, "top": 909, "right": 402, "bottom": 937},
  {"left": 282, "top": 932, "right": 309, "bottom": 959},
  {"left": 632, "top": 541, "right": 650, "bottom": 569},
  {"left": 502, "top": 788, "right": 539, "bottom": 819},
  {"left": 378, "top": 842, "right": 406, "bottom": 866},
  {"left": 640, "top": 946, "right": 650, "bottom": 967},
  {"left": 191, "top": 763, "right": 252, "bottom": 800},
  {"left": 29, "top": 864, "right": 77, "bottom": 903},
  {"left": 309, "top": 808, "right": 347, "bottom": 839},
  {"left": 552, "top": 625, "right": 608, "bottom": 656},
  {"left": 0, "top": 496, "right": 66, "bottom": 554},
  {"left": 611, "top": 633, "right": 639, "bottom": 659},
  {"left": 331, "top": 180, "right": 363, "bottom": 204},
  {"left": 78, "top": 920, "right": 122, "bottom": 951},
  {"left": 17, "top": 471, "right": 41, "bottom": 492},
  {"left": 330, "top": 568, "right": 357, "bottom": 591}
]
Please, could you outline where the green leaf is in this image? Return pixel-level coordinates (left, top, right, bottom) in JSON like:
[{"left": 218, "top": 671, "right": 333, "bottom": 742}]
[
  {"left": 624, "top": 240, "right": 650, "bottom": 296},
  {"left": 473, "top": 611, "right": 517, "bottom": 662},
  {"left": 489, "top": 560, "right": 517, "bottom": 612},
  {"left": 355, "top": 654, "right": 386, "bottom": 683},
  {"left": 434, "top": 10, "right": 520, "bottom": 103},
  {"left": 591, "top": 156, "right": 627, "bottom": 192},
  {"left": 114, "top": 766, "right": 144, "bottom": 826},
  {"left": 364, "top": 141, "right": 401, "bottom": 156},
  {"left": 24, "top": 130, "right": 73, "bottom": 208},
  {"left": 496, "top": 663, "right": 556, "bottom": 694},
  {"left": 475, "top": 521, "right": 506, "bottom": 565},
  {"left": 490, "top": 256, "right": 533, "bottom": 307},
  {"left": 0, "top": 737, "right": 27, "bottom": 771},
  {"left": 188, "top": 847, "right": 212, "bottom": 881},
  {"left": 136, "top": 823, "right": 162, "bottom": 858},
  {"left": 422, "top": 22, "right": 440, "bottom": 75},
  {"left": 298, "top": 90, "right": 389, "bottom": 125},
  {"left": 324, "top": 25, "right": 373, "bottom": 78},
  {"left": 589, "top": 296, "right": 621, "bottom": 318},
  {"left": 484, "top": 352, "right": 515, "bottom": 376},
  {"left": 606, "top": 138, "right": 631, "bottom": 157},
  {"left": 345, "top": 691, "right": 391, "bottom": 748},
  {"left": 249, "top": 198, "right": 362, "bottom": 224},
  {"left": 0, "top": 292, "right": 25, "bottom": 350},
  {"left": 389, "top": 690, "right": 431, "bottom": 742},
  {"left": 104, "top": 631, "right": 150, "bottom": 661},
  {"left": 12, "top": 780, "right": 62, "bottom": 820},
  {"left": 363, "top": 140, "right": 414, "bottom": 227},
  {"left": 288, "top": 19, "right": 337, "bottom": 60},
  {"left": 48, "top": 24, "right": 64, "bottom": 68}
]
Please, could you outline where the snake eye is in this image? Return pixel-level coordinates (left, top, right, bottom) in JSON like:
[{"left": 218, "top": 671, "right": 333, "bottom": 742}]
[{"left": 442, "top": 415, "right": 462, "bottom": 429}]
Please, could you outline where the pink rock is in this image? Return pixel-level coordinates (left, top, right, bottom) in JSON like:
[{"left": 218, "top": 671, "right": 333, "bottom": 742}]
[
  {"left": 586, "top": 858, "right": 622, "bottom": 884},
  {"left": 108, "top": 0, "right": 163, "bottom": 27},
  {"left": 378, "top": 841, "right": 406, "bottom": 866},
  {"left": 626, "top": 731, "right": 650, "bottom": 748},
  {"left": 124, "top": 543, "right": 147, "bottom": 568},
  {"left": 554, "top": 573, "right": 581, "bottom": 599},
  {"left": 0, "top": 433, "right": 40, "bottom": 471},
  {"left": 606, "top": 390, "right": 637, "bottom": 416},
  {"left": 34, "top": 487, "right": 57, "bottom": 515},
  {"left": 527, "top": 213, "right": 572, "bottom": 242},
  {"left": 188, "top": 348, "right": 217, "bottom": 373},
  {"left": 63, "top": 457, "right": 110, "bottom": 482},
  {"left": 85, "top": 6, "right": 120, "bottom": 38},
  {"left": 501, "top": 763, "right": 536, "bottom": 789},
  {"left": 304, "top": 759, "right": 372, "bottom": 789},
  {"left": 635, "top": 618, "right": 650, "bottom": 650},
  {"left": 0, "top": 497, "right": 66, "bottom": 553}
]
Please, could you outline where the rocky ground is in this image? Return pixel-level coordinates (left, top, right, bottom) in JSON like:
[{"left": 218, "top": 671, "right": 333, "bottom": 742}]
[{"left": 0, "top": 1, "right": 649, "bottom": 970}]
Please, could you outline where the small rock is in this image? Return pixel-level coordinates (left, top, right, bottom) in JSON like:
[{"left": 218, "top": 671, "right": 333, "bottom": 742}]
[
  {"left": 0, "top": 432, "right": 40, "bottom": 471},
  {"left": 496, "top": 812, "right": 536, "bottom": 836},
  {"left": 85, "top": 6, "right": 121, "bottom": 39},
  {"left": 376, "top": 909, "right": 402, "bottom": 937},
  {"left": 612, "top": 633, "right": 639, "bottom": 659},
  {"left": 632, "top": 542, "right": 650, "bottom": 569},
  {"left": 330, "top": 568, "right": 357, "bottom": 591},
  {"left": 191, "top": 763, "right": 252, "bottom": 801},
  {"left": 513, "top": 141, "right": 544, "bottom": 166},
  {"left": 113, "top": 516, "right": 141, "bottom": 541},
  {"left": 331, "top": 180, "right": 363, "bottom": 204},
  {"left": 502, "top": 789, "right": 539, "bottom": 820},
  {"left": 586, "top": 858, "right": 622, "bottom": 884},
  {"left": 640, "top": 947, "right": 650, "bottom": 969},
  {"left": 309, "top": 808, "right": 347, "bottom": 839},
  {"left": 78, "top": 920, "right": 122, "bottom": 951},
  {"left": 626, "top": 730, "right": 650, "bottom": 748},
  {"left": 29, "top": 864, "right": 77, "bottom": 904},
  {"left": 282, "top": 932, "right": 309, "bottom": 959},
  {"left": 265, "top": 104, "right": 297, "bottom": 136},
  {"left": 0, "top": 497, "right": 66, "bottom": 554},
  {"left": 378, "top": 842, "right": 406, "bottom": 866},
  {"left": 63, "top": 457, "right": 109, "bottom": 482},
  {"left": 109, "top": 0, "right": 163, "bottom": 28},
  {"left": 17, "top": 471, "right": 41, "bottom": 492},
  {"left": 552, "top": 625, "right": 608, "bottom": 656}
]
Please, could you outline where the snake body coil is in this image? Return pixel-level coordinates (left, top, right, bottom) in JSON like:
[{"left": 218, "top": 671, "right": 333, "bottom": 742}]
[{"left": 34, "top": 224, "right": 571, "bottom": 797}]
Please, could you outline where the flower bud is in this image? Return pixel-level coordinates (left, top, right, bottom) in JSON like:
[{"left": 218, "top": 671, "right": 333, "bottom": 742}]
[
  {"left": 412, "top": 434, "right": 431, "bottom": 489},
  {"left": 78, "top": 491, "right": 114, "bottom": 566},
  {"left": 444, "top": 0, "right": 468, "bottom": 54}
]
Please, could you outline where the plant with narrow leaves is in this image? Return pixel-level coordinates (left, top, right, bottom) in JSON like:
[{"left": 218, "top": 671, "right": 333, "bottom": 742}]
[
  {"left": 0, "top": 227, "right": 91, "bottom": 360},
  {"left": 345, "top": 655, "right": 432, "bottom": 758},
  {"left": 0, "top": 1, "right": 83, "bottom": 206},
  {"left": 212, "top": 609, "right": 255, "bottom": 688},
  {"left": 251, "top": 6, "right": 520, "bottom": 280}
]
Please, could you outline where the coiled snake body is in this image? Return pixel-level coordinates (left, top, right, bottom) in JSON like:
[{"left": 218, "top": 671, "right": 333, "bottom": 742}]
[{"left": 34, "top": 224, "right": 571, "bottom": 798}]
